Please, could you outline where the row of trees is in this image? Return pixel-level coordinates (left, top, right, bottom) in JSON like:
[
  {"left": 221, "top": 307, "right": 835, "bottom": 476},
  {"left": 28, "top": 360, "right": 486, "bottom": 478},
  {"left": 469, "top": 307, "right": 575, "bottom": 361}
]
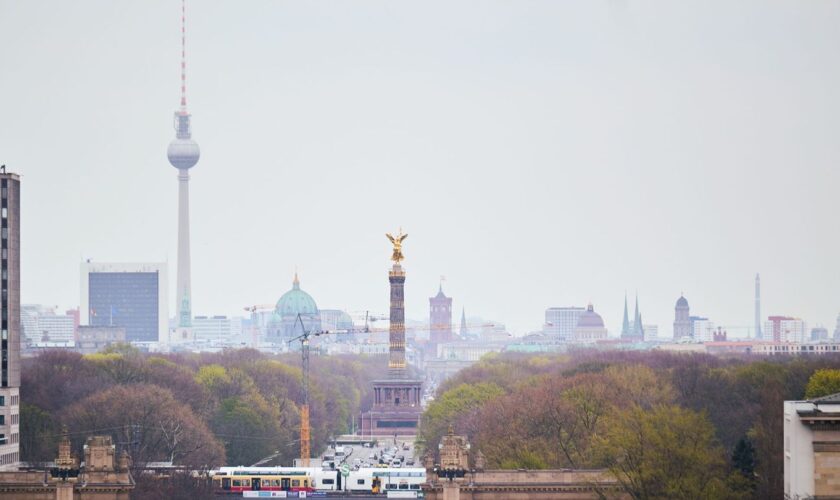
[
  {"left": 419, "top": 350, "right": 840, "bottom": 499},
  {"left": 21, "top": 345, "right": 387, "bottom": 471}
]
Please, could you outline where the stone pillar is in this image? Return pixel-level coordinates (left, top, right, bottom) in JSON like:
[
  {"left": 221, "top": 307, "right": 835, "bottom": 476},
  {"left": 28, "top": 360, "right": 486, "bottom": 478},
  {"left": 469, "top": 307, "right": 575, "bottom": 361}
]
[
  {"left": 442, "top": 481, "right": 460, "bottom": 500},
  {"left": 55, "top": 482, "right": 74, "bottom": 500},
  {"left": 388, "top": 264, "right": 406, "bottom": 378}
]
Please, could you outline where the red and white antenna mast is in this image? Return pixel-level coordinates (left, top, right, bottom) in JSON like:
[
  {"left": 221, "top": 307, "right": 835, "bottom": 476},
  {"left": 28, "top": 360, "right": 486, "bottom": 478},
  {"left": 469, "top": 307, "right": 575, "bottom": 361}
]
[{"left": 180, "top": 0, "right": 188, "bottom": 110}]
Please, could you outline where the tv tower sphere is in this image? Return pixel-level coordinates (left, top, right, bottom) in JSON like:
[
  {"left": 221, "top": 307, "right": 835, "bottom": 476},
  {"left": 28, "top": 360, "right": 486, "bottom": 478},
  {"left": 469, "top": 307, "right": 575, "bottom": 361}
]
[{"left": 167, "top": 114, "right": 200, "bottom": 170}]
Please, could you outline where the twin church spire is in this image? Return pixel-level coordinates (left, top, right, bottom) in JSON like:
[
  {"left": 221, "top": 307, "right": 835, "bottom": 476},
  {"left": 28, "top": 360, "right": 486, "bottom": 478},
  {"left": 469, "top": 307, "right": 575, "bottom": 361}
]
[{"left": 620, "top": 292, "right": 645, "bottom": 339}]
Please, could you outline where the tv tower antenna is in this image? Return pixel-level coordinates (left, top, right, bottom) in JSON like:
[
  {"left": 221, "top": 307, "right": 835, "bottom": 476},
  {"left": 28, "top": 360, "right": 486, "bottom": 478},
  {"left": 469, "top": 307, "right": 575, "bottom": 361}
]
[{"left": 180, "top": 0, "right": 187, "bottom": 109}]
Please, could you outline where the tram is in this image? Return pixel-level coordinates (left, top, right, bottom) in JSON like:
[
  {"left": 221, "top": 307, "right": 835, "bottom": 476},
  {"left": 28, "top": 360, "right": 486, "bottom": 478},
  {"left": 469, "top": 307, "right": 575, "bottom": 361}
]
[
  {"left": 212, "top": 468, "right": 314, "bottom": 494},
  {"left": 211, "top": 466, "right": 426, "bottom": 495}
]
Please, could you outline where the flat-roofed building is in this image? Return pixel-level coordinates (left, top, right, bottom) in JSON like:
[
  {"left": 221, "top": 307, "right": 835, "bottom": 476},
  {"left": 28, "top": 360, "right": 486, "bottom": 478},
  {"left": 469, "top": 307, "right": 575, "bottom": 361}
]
[
  {"left": 80, "top": 262, "right": 168, "bottom": 344},
  {"left": 76, "top": 325, "right": 127, "bottom": 354},
  {"left": 544, "top": 307, "right": 585, "bottom": 342}
]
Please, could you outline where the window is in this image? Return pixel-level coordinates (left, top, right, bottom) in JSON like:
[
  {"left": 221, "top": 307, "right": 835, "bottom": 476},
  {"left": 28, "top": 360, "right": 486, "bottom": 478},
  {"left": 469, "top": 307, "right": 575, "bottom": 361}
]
[
  {"left": 0, "top": 434, "right": 6, "bottom": 445},
  {"left": 0, "top": 396, "right": 4, "bottom": 406},
  {"left": 292, "top": 480, "right": 300, "bottom": 487},
  {"left": 399, "top": 483, "right": 409, "bottom": 489},
  {"left": 322, "top": 479, "right": 334, "bottom": 485},
  {"left": 357, "top": 479, "right": 365, "bottom": 485},
  {"left": 0, "top": 415, "right": 4, "bottom": 425}
]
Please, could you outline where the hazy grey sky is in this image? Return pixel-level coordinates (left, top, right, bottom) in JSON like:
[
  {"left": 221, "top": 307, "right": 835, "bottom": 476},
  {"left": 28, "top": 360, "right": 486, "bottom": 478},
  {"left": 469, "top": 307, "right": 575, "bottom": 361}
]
[{"left": 1, "top": 1, "right": 839, "bottom": 335}]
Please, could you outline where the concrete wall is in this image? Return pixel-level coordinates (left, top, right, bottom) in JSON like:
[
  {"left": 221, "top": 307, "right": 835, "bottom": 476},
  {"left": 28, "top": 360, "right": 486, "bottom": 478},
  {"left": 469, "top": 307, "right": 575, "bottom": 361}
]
[{"left": 424, "top": 469, "right": 626, "bottom": 500}]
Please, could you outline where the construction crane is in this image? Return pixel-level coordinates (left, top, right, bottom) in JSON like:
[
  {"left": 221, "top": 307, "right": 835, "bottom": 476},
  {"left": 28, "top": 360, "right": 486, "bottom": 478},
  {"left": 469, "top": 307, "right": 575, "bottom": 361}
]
[
  {"left": 288, "top": 312, "right": 372, "bottom": 467},
  {"left": 244, "top": 304, "right": 275, "bottom": 347}
]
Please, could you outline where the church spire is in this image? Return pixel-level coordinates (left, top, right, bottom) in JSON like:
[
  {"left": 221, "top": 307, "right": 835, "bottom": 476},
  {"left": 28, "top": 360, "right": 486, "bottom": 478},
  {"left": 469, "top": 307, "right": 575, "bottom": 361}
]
[
  {"left": 633, "top": 293, "right": 644, "bottom": 338},
  {"left": 621, "top": 292, "right": 630, "bottom": 337}
]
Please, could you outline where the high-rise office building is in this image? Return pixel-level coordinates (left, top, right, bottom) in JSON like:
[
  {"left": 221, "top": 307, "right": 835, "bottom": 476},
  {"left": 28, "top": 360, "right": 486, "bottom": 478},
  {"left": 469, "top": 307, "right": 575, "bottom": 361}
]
[
  {"left": 0, "top": 170, "right": 21, "bottom": 470},
  {"left": 80, "top": 262, "right": 168, "bottom": 343},
  {"left": 544, "top": 307, "right": 585, "bottom": 342},
  {"left": 167, "top": 0, "right": 200, "bottom": 334}
]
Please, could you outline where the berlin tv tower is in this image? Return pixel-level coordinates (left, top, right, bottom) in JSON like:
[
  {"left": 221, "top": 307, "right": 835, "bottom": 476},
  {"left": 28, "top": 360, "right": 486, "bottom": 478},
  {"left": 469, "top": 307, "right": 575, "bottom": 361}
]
[{"left": 167, "top": 0, "right": 199, "bottom": 331}]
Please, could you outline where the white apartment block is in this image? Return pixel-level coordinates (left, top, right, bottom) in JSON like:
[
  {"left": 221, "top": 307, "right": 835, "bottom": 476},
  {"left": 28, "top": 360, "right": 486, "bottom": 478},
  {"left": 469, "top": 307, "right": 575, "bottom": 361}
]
[
  {"left": 544, "top": 307, "right": 585, "bottom": 342},
  {"left": 693, "top": 319, "right": 716, "bottom": 343},
  {"left": 765, "top": 318, "right": 806, "bottom": 343}
]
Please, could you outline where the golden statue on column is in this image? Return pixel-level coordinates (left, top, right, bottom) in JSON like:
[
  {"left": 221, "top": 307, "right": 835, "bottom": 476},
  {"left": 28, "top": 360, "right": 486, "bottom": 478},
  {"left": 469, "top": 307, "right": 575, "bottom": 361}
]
[{"left": 386, "top": 229, "right": 408, "bottom": 264}]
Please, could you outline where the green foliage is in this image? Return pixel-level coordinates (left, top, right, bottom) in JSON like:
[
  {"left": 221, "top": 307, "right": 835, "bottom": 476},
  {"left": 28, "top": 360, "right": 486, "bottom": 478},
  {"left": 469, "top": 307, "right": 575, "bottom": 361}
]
[
  {"left": 420, "top": 382, "right": 504, "bottom": 449},
  {"left": 805, "top": 369, "right": 840, "bottom": 399},
  {"left": 21, "top": 348, "right": 387, "bottom": 472},
  {"left": 498, "top": 450, "right": 548, "bottom": 470},
  {"left": 213, "top": 396, "right": 278, "bottom": 466},
  {"left": 595, "top": 404, "right": 735, "bottom": 499},
  {"left": 147, "top": 356, "right": 177, "bottom": 368},
  {"left": 422, "top": 350, "right": 839, "bottom": 498},
  {"left": 20, "top": 403, "right": 59, "bottom": 462},
  {"left": 62, "top": 384, "right": 225, "bottom": 468},
  {"left": 732, "top": 437, "right": 756, "bottom": 477},
  {"left": 195, "top": 364, "right": 230, "bottom": 390},
  {"left": 84, "top": 352, "right": 122, "bottom": 363},
  {"left": 100, "top": 343, "right": 141, "bottom": 357}
]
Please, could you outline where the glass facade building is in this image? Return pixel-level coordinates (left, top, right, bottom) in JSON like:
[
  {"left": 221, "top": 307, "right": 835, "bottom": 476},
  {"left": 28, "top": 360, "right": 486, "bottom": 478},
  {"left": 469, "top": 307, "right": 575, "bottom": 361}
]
[
  {"left": 88, "top": 272, "right": 160, "bottom": 342},
  {"left": 80, "top": 263, "right": 168, "bottom": 344}
]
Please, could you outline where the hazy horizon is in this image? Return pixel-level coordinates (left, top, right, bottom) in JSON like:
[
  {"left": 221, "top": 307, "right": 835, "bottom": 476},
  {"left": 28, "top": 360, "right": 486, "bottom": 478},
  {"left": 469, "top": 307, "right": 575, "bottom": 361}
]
[{"left": 2, "top": 1, "right": 839, "bottom": 335}]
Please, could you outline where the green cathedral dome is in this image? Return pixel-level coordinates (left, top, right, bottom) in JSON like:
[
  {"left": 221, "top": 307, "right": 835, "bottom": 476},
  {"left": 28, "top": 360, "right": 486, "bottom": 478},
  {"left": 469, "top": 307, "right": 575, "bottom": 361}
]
[{"left": 275, "top": 273, "right": 319, "bottom": 316}]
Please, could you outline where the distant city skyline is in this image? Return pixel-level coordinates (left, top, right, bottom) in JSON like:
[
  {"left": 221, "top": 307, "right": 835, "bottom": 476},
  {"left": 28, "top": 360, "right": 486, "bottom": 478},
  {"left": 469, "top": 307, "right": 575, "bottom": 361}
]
[{"left": 2, "top": 1, "right": 839, "bottom": 333}]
